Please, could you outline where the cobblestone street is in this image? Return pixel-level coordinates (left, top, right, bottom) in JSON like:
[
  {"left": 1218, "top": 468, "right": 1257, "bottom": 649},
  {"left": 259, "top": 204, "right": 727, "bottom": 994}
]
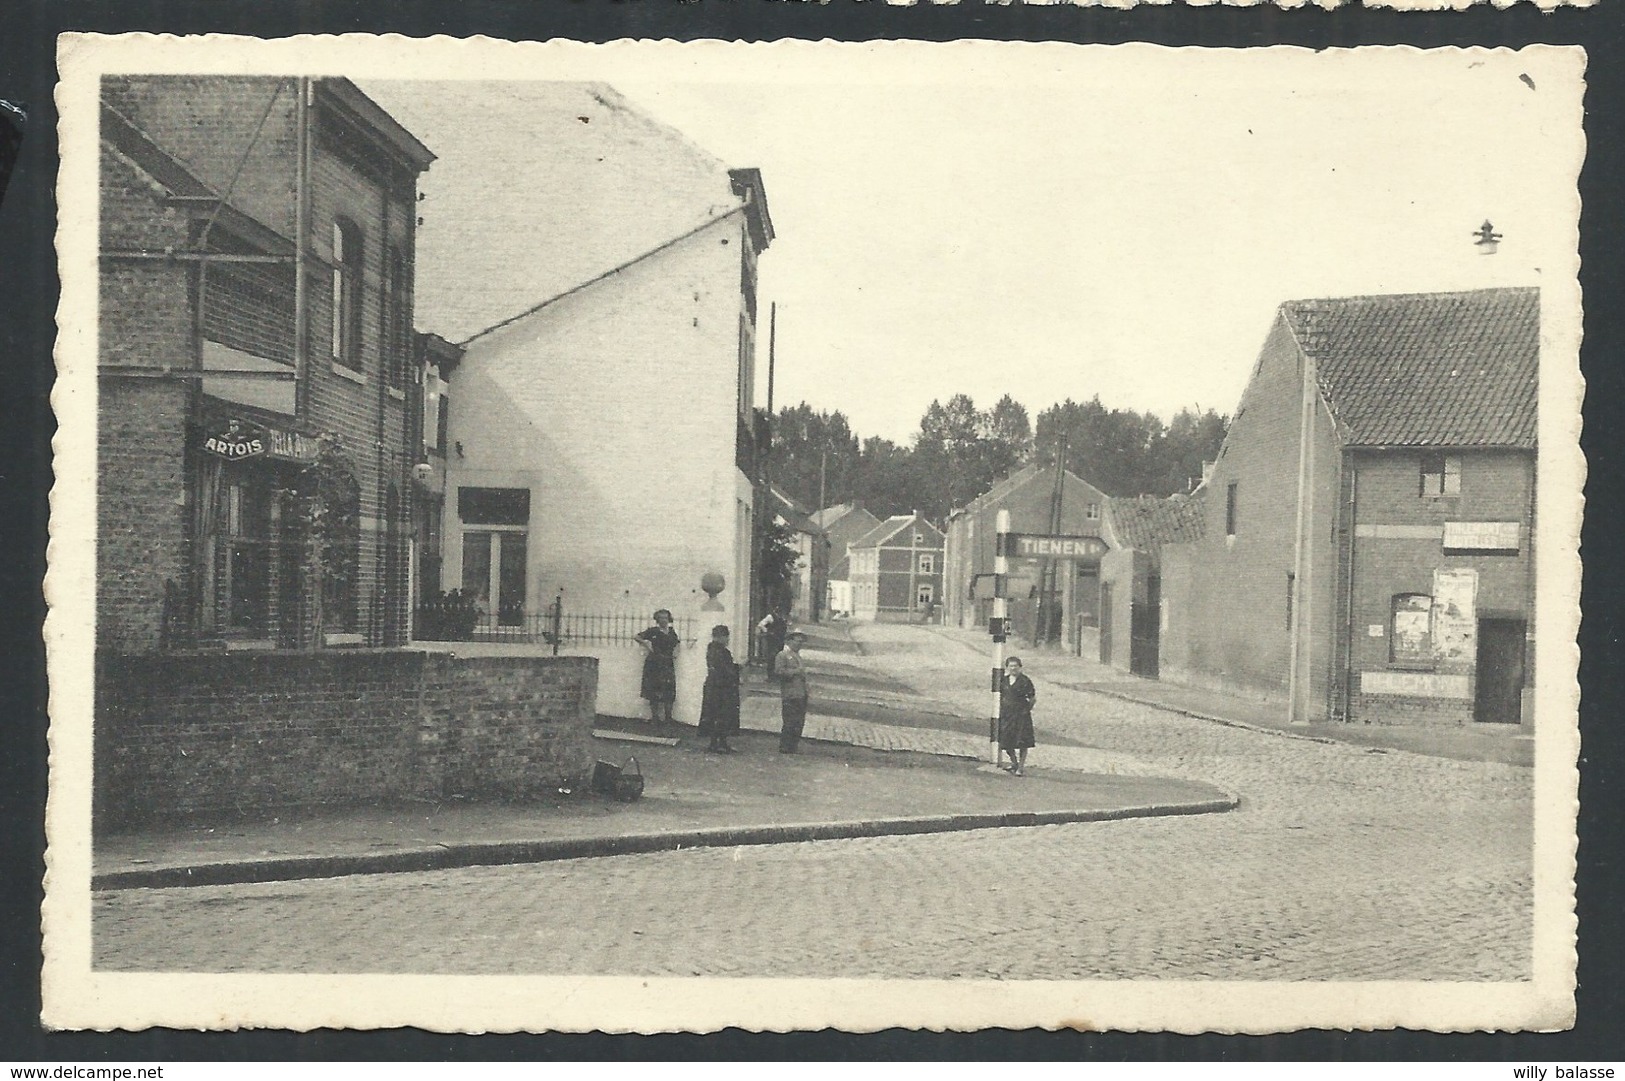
[{"left": 93, "top": 622, "right": 1533, "bottom": 980}]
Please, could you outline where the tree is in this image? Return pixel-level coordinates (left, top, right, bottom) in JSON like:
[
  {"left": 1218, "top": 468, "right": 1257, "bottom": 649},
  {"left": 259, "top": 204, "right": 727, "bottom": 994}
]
[{"left": 769, "top": 403, "right": 861, "bottom": 511}]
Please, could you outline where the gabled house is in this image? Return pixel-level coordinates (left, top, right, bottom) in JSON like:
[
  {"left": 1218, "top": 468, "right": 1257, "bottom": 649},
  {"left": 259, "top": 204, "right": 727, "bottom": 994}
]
[
  {"left": 97, "top": 76, "right": 434, "bottom": 652},
  {"left": 942, "top": 464, "right": 1113, "bottom": 649},
  {"left": 768, "top": 487, "right": 829, "bottom": 624},
  {"left": 849, "top": 513, "right": 945, "bottom": 623},
  {"left": 360, "top": 81, "right": 773, "bottom": 720},
  {"left": 812, "top": 502, "right": 882, "bottom": 617},
  {"left": 1159, "top": 287, "right": 1538, "bottom": 727}
]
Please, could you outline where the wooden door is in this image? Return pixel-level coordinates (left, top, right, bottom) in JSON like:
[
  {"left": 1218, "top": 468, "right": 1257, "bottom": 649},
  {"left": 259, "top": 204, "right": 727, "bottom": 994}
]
[{"left": 1474, "top": 618, "right": 1526, "bottom": 724}]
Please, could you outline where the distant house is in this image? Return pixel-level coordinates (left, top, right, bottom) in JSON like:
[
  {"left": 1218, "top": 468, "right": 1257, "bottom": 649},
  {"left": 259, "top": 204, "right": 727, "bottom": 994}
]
[
  {"left": 1160, "top": 287, "right": 1537, "bottom": 727},
  {"left": 942, "top": 465, "right": 1113, "bottom": 650},
  {"left": 362, "top": 81, "right": 774, "bottom": 720},
  {"left": 849, "top": 513, "right": 945, "bottom": 623},
  {"left": 812, "top": 502, "right": 882, "bottom": 616},
  {"left": 768, "top": 487, "right": 829, "bottom": 624},
  {"left": 1097, "top": 493, "right": 1206, "bottom": 677}
]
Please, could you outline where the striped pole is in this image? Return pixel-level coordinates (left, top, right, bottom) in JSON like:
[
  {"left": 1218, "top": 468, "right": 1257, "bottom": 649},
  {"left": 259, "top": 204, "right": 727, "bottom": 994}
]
[{"left": 990, "top": 509, "right": 1011, "bottom": 765}]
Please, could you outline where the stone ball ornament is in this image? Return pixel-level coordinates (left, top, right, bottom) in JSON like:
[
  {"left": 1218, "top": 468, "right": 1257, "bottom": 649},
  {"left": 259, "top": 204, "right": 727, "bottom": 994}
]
[{"left": 700, "top": 572, "right": 726, "bottom": 610}]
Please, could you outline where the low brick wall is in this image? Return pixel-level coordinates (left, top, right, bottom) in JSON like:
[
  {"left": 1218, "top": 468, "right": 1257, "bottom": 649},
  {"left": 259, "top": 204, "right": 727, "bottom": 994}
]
[{"left": 95, "top": 650, "right": 597, "bottom": 828}]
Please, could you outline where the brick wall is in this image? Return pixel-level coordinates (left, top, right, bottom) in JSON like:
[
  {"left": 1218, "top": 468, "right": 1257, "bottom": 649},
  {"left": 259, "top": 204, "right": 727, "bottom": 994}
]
[
  {"left": 103, "top": 76, "right": 301, "bottom": 238},
  {"left": 94, "top": 650, "right": 597, "bottom": 827},
  {"left": 1158, "top": 316, "right": 1341, "bottom": 715},
  {"left": 97, "top": 380, "right": 192, "bottom": 652},
  {"left": 1343, "top": 448, "right": 1535, "bottom": 725}
]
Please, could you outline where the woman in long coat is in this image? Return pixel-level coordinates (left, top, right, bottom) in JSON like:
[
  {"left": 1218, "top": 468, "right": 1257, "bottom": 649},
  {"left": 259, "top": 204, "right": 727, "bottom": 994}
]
[
  {"left": 634, "top": 609, "right": 681, "bottom": 724},
  {"left": 699, "top": 624, "right": 741, "bottom": 753},
  {"left": 998, "top": 656, "right": 1037, "bottom": 776}
]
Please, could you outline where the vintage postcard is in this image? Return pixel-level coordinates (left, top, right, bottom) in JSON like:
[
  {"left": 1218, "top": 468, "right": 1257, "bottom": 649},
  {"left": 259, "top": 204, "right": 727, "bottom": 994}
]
[{"left": 45, "top": 34, "right": 1583, "bottom": 1033}]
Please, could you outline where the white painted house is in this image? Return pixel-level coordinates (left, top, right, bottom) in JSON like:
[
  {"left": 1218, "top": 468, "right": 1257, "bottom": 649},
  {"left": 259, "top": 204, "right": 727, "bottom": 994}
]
[{"left": 364, "top": 81, "right": 774, "bottom": 720}]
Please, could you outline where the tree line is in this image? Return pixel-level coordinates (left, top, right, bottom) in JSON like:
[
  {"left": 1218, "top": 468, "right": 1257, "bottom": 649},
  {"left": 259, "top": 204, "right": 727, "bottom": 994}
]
[{"left": 768, "top": 394, "right": 1229, "bottom": 524}]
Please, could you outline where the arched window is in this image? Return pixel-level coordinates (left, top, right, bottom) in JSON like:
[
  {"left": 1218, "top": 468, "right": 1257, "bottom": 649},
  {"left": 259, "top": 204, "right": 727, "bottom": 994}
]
[{"left": 1390, "top": 593, "right": 1433, "bottom": 665}]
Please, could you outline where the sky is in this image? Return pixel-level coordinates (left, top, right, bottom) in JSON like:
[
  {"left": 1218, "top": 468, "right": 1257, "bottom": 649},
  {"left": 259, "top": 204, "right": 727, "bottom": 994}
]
[{"left": 612, "top": 46, "right": 1581, "bottom": 445}]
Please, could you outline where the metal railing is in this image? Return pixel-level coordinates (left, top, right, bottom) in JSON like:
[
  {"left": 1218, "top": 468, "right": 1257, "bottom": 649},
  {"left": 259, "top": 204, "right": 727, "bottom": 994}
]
[{"left": 414, "top": 602, "right": 696, "bottom": 650}]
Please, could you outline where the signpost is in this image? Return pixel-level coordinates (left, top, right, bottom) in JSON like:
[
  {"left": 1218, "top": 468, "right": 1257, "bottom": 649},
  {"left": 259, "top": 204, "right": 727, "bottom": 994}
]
[
  {"left": 989, "top": 509, "right": 1010, "bottom": 764},
  {"left": 1003, "top": 533, "right": 1108, "bottom": 560}
]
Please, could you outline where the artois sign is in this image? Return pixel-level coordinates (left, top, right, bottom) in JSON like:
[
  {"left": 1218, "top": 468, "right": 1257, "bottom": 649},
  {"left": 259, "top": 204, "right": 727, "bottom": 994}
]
[{"left": 202, "top": 420, "right": 266, "bottom": 460}]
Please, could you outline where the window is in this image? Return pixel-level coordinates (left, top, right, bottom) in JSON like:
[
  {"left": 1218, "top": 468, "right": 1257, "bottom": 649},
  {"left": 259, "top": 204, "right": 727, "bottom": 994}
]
[
  {"left": 1390, "top": 594, "right": 1433, "bottom": 665},
  {"left": 916, "top": 582, "right": 935, "bottom": 607},
  {"left": 331, "top": 219, "right": 364, "bottom": 370},
  {"left": 918, "top": 553, "right": 935, "bottom": 574},
  {"left": 1420, "top": 453, "right": 1461, "bottom": 497},
  {"left": 1285, "top": 572, "right": 1295, "bottom": 631},
  {"left": 383, "top": 246, "right": 407, "bottom": 388},
  {"left": 437, "top": 392, "right": 451, "bottom": 456},
  {"left": 1225, "top": 482, "right": 1239, "bottom": 536},
  {"left": 1085, "top": 502, "right": 1100, "bottom": 520},
  {"left": 914, "top": 532, "right": 924, "bottom": 545},
  {"left": 459, "top": 487, "right": 530, "bottom": 628}
]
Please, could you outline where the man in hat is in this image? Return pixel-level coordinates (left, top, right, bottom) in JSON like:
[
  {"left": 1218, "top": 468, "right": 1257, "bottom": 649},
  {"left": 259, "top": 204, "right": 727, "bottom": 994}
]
[{"left": 772, "top": 629, "right": 810, "bottom": 754}]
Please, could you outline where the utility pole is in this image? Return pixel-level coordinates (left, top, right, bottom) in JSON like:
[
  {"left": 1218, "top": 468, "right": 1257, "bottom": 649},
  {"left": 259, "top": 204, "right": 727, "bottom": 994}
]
[{"left": 1036, "top": 431, "right": 1068, "bottom": 646}]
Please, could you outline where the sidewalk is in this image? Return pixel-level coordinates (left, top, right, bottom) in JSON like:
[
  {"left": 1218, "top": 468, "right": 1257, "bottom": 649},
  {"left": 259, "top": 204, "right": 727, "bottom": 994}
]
[
  {"left": 923, "top": 623, "right": 1533, "bottom": 768},
  {"left": 95, "top": 714, "right": 1233, "bottom": 891}
]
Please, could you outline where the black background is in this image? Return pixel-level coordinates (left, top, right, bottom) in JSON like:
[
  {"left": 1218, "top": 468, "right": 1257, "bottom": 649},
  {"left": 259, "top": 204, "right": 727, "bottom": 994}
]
[{"left": 2, "top": 0, "right": 1621, "bottom": 1061}]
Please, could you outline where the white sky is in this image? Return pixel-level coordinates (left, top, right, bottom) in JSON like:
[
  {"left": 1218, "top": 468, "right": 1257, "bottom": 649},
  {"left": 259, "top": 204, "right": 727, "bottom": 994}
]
[{"left": 615, "top": 46, "right": 1581, "bottom": 444}]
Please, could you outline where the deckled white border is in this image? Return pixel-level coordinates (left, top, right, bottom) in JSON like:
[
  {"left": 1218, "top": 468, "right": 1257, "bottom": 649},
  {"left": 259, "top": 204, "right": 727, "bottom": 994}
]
[{"left": 45, "top": 34, "right": 1584, "bottom": 1034}]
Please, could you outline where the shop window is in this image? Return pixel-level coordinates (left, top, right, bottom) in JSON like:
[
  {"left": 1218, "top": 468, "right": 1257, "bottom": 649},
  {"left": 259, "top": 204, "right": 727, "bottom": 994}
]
[
  {"left": 319, "top": 478, "right": 361, "bottom": 634},
  {"left": 1420, "top": 453, "right": 1461, "bottom": 497},
  {"left": 1390, "top": 593, "right": 1433, "bottom": 665},
  {"left": 217, "top": 480, "right": 276, "bottom": 635},
  {"left": 331, "top": 218, "right": 364, "bottom": 370}
]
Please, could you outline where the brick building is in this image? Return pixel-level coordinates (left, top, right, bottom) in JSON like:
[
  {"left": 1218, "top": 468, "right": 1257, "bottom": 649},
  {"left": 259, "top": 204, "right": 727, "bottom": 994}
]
[
  {"left": 942, "top": 465, "right": 1112, "bottom": 650},
  {"left": 1160, "top": 287, "right": 1538, "bottom": 727},
  {"left": 849, "top": 513, "right": 945, "bottom": 623},
  {"left": 97, "top": 76, "right": 434, "bottom": 652},
  {"left": 812, "top": 502, "right": 882, "bottom": 618},
  {"left": 358, "top": 82, "right": 774, "bottom": 720}
]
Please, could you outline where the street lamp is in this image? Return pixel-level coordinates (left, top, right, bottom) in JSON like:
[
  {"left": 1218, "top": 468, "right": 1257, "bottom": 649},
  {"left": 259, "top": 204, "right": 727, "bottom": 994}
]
[{"left": 1474, "top": 220, "right": 1503, "bottom": 256}]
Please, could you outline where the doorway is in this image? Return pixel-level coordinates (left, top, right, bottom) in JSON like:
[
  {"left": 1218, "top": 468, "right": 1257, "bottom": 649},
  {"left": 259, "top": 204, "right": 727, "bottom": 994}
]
[{"left": 1474, "top": 618, "right": 1527, "bottom": 724}]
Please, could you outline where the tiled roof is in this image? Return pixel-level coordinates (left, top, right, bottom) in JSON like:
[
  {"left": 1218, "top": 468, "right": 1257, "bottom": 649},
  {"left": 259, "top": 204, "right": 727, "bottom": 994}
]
[
  {"left": 356, "top": 80, "right": 743, "bottom": 344},
  {"left": 1281, "top": 287, "right": 1538, "bottom": 449},
  {"left": 1105, "top": 493, "right": 1206, "bottom": 559}
]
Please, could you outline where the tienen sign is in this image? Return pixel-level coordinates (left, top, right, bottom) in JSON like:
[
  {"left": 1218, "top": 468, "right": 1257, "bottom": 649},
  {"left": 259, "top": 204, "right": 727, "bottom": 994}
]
[{"left": 1002, "top": 533, "right": 1109, "bottom": 560}]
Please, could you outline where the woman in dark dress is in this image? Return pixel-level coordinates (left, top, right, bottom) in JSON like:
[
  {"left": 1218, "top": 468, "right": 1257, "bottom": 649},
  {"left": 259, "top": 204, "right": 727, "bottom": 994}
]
[
  {"left": 998, "top": 656, "right": 1037, "bottom": 776},
  {"left": 634, "top": 609, "right": 681, "bottom": 724},
  {"left": 699, "top": 624, "right": 741, "bottom": 753}
]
